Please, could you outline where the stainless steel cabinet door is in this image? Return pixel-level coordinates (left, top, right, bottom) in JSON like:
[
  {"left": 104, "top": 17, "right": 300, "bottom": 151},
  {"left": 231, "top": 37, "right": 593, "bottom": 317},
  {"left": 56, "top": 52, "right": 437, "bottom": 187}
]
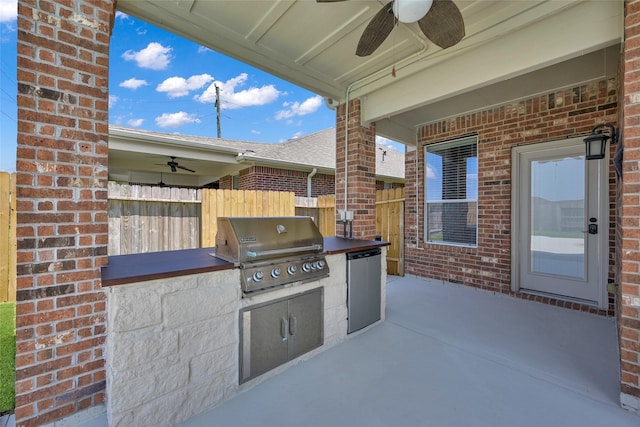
[
  {"left": 288, "top": 287, "right": 323, "bottom": 360},
  {"left": 240, "top": 287, "right": 324, "bottom": 383},
  {"left": 241, "top": 299, "right": 288, "bottom": 382}
]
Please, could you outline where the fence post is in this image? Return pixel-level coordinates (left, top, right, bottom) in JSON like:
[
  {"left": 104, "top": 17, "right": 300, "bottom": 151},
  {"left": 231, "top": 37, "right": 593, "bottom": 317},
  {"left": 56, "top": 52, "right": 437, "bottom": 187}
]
[{"left": 0, "top": 172, "right": 16, "bottom": 302}]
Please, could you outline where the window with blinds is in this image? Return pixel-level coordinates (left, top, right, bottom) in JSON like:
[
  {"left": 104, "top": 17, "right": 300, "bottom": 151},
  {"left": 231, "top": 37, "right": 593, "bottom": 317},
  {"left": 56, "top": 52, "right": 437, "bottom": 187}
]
[{"left": 424, "top": 136, "right": 478, "bottom": 246}]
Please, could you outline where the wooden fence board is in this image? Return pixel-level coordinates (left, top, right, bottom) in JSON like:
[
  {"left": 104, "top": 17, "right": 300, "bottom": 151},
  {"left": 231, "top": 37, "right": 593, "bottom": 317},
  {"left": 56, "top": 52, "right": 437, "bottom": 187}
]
[
  {"left": 0, "top": 172, "right": 16, "bottom": 302},
  {"left": 200, "top": 189, "right": 297, "bottom": 247},
  {"left": 108, "top": 183, "right": 201, "bottom": 255},
  {"left": 376, "top": 188, "right": 404, "bottom": 276}
]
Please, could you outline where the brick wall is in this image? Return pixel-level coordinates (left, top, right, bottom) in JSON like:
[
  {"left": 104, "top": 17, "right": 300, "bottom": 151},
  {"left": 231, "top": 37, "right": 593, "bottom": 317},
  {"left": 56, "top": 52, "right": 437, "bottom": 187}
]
[
  {"left": 238, "top": 166, "right": 335, "bottom": 196},
  {"left": 405, "top": 78, "right": 618, "bottom": 317},
  {"left": 218, "top": 175, "right": 233, "bottom": 190},
  {"left": 620, "top": 0, "right": 640, "bottom": 411},
  {"left": 15, "top": 1, "right": 114, "bottom": 425},
  {"left": 335, "top": 100, "right": 377, "bottom": 239}
]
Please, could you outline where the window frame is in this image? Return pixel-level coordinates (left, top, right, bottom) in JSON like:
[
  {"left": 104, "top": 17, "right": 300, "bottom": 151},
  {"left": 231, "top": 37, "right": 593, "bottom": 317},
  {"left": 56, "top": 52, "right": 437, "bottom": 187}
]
[{"left": 424, "top": 135, "right": 479, "bottom": 248}]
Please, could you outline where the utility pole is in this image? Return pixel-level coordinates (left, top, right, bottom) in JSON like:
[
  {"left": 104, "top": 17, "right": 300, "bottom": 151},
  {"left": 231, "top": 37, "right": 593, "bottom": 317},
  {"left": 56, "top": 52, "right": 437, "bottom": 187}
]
[{"left": 215, "top": 84, "right": 221, "bottom": 138}]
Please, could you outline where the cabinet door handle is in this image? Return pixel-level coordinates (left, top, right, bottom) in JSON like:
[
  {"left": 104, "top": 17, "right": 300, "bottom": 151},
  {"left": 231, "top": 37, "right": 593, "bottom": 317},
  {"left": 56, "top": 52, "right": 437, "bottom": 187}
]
[
  {"left": 280, "top": 317, "right": 288, "bottom": 341},
  {"left": 289, "top": 315, "right": 297, "bottom": 336}
]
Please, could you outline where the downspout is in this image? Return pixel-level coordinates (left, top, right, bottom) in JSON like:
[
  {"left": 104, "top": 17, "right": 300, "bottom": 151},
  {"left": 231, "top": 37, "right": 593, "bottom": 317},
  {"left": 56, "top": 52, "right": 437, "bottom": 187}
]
[{"left": 307, "top": 167, "right": 317, "bottom": 197}]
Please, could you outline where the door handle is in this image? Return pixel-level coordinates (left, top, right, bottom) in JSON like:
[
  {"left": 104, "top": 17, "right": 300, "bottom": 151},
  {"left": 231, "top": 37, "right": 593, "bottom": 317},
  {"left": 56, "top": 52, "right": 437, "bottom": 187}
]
[
  {"left": 289, "top": 315, "right": 297, "bottom": 336},
  {"left": 588, "top": 224, "right": 598, "bottom": 235},
  {"left": 280, "top": 317, "right": 288, "bottom": 341}
]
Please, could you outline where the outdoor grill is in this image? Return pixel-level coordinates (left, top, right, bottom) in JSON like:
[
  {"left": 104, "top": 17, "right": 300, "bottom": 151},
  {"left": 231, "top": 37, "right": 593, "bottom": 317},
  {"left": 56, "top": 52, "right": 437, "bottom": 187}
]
[{"left": 215, "top": 216, "right": 329, "bottom": 294}]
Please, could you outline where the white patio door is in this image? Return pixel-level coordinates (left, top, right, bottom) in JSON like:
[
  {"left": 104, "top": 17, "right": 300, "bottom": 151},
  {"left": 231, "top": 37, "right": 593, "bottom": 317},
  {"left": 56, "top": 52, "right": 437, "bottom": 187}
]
[{"left": 512, "top": 138, "right": 608, "bottom": 308}]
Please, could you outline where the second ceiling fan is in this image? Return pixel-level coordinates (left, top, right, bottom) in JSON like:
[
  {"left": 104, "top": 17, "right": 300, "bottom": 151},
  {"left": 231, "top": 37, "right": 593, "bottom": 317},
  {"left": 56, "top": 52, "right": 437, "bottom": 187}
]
[{"left": 318, "top": 0, "right": 465, "bottom": 57}]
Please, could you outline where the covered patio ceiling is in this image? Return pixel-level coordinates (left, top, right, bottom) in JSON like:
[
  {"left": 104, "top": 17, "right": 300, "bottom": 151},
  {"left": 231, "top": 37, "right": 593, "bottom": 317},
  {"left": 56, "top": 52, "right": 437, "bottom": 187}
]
[{"left": 116, "top": 0, "right": 623, "bottom": 146}]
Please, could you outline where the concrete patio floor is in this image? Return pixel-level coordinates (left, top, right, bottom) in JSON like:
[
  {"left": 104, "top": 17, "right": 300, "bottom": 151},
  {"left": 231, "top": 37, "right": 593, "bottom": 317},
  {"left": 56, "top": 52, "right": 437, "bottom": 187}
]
[
  {"left": 179, "top": 275, "right": 639, "bottom": 427},
  {"left": 7, "top": 274, "right": 639, "bottom": 426}
]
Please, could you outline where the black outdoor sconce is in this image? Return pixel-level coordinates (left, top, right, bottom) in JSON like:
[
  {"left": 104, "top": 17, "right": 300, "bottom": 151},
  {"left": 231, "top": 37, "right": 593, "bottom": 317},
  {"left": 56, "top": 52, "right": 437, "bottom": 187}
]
[{"left": 584, "top": 123, "right": 618, "bottom": 160}]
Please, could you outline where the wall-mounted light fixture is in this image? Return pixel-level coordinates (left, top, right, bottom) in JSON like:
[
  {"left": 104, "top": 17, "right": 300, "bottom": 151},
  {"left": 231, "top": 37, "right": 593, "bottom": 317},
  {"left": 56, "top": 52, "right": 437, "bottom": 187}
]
[{"left": 584, "top": 123, "right": 617, "bottom": 160}]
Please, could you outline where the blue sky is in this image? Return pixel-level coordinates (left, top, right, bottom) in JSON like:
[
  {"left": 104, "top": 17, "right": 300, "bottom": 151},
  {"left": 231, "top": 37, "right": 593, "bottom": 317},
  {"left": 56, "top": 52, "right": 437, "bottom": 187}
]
[{"left": 0, "top": 1, "right": 402, "bottom": 173}]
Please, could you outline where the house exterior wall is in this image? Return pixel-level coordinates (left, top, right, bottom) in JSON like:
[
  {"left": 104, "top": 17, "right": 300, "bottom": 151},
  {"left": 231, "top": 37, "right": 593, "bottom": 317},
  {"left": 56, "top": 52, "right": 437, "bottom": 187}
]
[
  {"left": 237, "top": 166, "right": 335, "bottom": 196},
  {"left": 220, "top": 168, "right": 403, "bottom": 196},
  {"left": 405, "top": 77, "right": 618, "bottom": 317},
  {"left": 218, "top": 175, "right": 233, "bottom": 190},
  {"left": 15, "top": 1, "right": 114, "bottom": 425},
  {"left": 620, "top": 0, "right": 640, "bottom": 412}
]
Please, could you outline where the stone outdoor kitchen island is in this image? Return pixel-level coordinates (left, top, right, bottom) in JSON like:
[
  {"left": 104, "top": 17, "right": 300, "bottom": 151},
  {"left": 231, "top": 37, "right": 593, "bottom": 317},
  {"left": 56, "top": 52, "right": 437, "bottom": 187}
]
[{"left": 101, "top": 237, "right": 387, "bottom": 426}]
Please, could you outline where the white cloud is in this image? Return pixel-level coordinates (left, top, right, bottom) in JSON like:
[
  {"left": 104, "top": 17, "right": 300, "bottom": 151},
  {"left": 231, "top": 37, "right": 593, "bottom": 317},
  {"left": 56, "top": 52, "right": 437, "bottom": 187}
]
[
  {"left": 251, "top": 130, "right": 261, "bottom": 135},
  {"left": 275, "top": 95, "right": 323, "bottom": 120},
  {"left": 119, "top": 78, "right": 149, "bottom": 90},
  {"left": 0, "top": 0, "right": 16, "bottom": 22},
  {"left": 195, "top": 73, "right": 281, "bottom": 109},
  {"left": 426, "top": 164, "right": 436, "bottom": 179},
  {"left": 155, "top": 111, "right": 201, "bottom": 128},
  {"left": 108, "top": 95, "right": 118, "bottom": 108},
  {"left": 157, "top": 74, "right": 213, "bottom": 98},
  {"left": 198, "top": 46, "right": 211, "bottom": 54},
  {"left": 122, "top": 42, "right": 172, "bottom": 70},
  {"left": 127, "top": 118, "right": 144, "bottom": 127},
  {"left": 115, "top": 11, "right": 129, "bottom": 20}
]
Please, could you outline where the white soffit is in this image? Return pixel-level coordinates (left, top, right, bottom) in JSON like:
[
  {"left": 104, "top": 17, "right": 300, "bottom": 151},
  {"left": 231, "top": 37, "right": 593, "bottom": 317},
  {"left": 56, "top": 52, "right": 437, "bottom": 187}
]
[{"left": 361, "top": 0, "right": 623, "bottom": 127}]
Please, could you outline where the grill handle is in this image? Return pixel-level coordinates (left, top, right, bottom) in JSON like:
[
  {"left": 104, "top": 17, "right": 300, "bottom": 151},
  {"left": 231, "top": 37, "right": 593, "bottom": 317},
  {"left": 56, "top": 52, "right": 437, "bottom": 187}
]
[{"left": 246, "top": 244, "right": 322, "bottom": 258}]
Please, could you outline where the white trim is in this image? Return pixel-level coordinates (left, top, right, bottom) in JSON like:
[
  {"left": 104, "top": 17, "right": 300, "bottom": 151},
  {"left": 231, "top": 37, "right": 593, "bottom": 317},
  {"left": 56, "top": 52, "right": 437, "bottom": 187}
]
[{"left": 621, "top": 392, "right": 640, "bottom": 415}]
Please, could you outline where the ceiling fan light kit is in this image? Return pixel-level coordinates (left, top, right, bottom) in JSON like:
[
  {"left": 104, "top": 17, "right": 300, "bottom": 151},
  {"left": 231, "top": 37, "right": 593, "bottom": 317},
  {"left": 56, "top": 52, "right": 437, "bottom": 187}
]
[
  {"left": 393, "top": 0, "right": 433, "bottom": 23},
  {"left": 319, "top": 0, "right": 465, "bottom": 56}
]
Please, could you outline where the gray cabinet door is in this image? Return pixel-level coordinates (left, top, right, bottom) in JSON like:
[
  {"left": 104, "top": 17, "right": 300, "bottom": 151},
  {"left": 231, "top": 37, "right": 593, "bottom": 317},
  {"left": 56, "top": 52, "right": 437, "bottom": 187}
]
[
  {"left": 288, "top": 287, "right": 323, "bottom": 360},
  {"left": 240, "top": 288, "right": 324, "bottom": 383},
  {"left": 243, "top": 299, "right": 288, "bottom": 381}
]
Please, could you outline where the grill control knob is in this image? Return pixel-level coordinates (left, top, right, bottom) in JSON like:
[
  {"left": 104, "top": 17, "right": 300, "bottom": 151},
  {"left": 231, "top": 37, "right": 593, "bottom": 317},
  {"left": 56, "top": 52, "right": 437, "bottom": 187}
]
[
  {"left": 302, "top": 262, "right": 312, "bottom": 273},
  {"left": 271, "top": 267, "right": 281, "bottom": 278},
  {"left": 252, "top": 271, "right": 264, "bottom": 282},
  {"left": 287, "top": 265, "right": 297, "bottom": 275},
  {"left": 316, "top": 260, "right": 325, "bottom": 270}
]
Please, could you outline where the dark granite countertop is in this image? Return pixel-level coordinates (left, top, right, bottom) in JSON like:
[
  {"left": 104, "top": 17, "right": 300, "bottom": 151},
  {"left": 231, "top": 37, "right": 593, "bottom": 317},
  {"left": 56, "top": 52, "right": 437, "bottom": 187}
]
[
  {"left": 101, "top": 247, "right": 234, "bottom": 287},
  {"left": 323, "top": 236, "right": 390, "bottom": 254},
  {"left": 102, "top": 237, "right": 389, "bottom": 286}
]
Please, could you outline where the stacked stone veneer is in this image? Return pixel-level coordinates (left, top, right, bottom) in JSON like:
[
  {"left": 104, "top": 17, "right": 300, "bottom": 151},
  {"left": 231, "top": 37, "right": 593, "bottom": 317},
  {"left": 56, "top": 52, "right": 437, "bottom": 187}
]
[{"left": 105, "top": 252, "right": 383, "bottom": 426}]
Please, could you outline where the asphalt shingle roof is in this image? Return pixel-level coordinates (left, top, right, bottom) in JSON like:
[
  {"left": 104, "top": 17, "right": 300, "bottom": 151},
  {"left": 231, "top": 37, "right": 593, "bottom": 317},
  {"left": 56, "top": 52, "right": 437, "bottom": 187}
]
[{"left": 110, "top": 126, "right": 404, "bottom": 179}]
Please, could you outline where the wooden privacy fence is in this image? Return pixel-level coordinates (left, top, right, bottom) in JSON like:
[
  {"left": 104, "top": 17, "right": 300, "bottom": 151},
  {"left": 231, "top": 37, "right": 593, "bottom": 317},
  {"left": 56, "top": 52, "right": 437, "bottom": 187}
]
[
  {"left": 0, "top": 172, "right": 16, "bottom": 302},
  {"left": 108, "top": 183, "right": 202, "bottom": 255},
  {"left": 376, "top": 188, "right": 405, "bottom": 276},
  {"left": 201, "top": 189, "right": 296, "bottom": 247},
  {"left": 106, "top": 184, "right": 404, "bottom": 276},
  {"left": 295, "top": 195, "right": 336, "bottom": 237}
]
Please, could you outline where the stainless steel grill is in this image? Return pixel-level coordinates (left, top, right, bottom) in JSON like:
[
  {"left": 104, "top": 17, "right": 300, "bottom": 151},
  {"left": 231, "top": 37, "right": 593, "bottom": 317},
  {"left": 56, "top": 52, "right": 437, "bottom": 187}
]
[{"left": 215, "top": 216, "right": 329, "bottom": 294}]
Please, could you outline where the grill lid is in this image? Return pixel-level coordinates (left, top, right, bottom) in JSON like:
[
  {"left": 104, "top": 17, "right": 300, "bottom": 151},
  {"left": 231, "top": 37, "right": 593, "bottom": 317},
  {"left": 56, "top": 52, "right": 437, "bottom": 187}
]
[{"left": 215, "top": 216, "right": 324, "bottom": 265}]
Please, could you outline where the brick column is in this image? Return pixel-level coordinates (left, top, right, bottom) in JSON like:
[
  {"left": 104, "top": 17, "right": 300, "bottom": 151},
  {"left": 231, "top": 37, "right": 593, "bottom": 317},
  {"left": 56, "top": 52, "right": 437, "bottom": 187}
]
[
  {"left": 620, "top": 0, "right": 640, "bottom": 414},
  {"left": 335, "top": 99, "right": 377, "bottom": 239},
  {"left": 15, "top": 1, "right": 114, "bottom": 425}
]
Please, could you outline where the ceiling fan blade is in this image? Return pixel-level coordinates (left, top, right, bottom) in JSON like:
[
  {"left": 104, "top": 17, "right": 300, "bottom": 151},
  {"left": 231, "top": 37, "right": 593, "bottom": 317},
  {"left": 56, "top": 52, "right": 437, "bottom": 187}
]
[
  {"left": 176, "top": 164, "right": 196, "bottom": 173},
  {"left": 418, "top": 0, "right": 465, "bottom": 49},
  {"left": 356, "top": 1, "right": 396, "bottom": 57}
]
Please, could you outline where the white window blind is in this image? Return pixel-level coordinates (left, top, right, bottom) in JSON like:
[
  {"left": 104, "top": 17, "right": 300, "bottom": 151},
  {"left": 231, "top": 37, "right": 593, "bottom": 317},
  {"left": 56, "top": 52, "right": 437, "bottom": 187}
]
[{"left": 425, "top": 136, "right": 478, "bottom": 246}]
